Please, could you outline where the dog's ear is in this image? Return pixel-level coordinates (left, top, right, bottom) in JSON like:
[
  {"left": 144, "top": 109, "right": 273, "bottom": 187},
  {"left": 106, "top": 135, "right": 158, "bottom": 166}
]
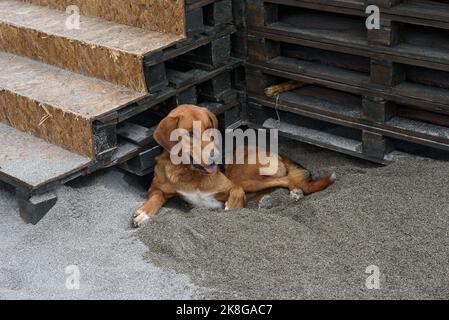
[
  {"left": 154, "top": 116, "right": 180, "bottom": 152},
  {"left": 207, "top": 110, "right": 219, "bottom": 129}
]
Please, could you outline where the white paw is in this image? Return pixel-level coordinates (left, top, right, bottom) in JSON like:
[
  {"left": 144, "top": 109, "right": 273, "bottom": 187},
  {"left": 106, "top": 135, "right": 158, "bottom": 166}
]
[
  {"left": 132, "top": 210, "right": 150, "bottom": 228},
  {"left": 290, "top": 189, "right": 305, "bottom": 202},
  {"left": 330, "top": 172, "right": 337, "bottom": 183},
  {"left": 225, "top": 202, "right": 231, "bottom": 211}
]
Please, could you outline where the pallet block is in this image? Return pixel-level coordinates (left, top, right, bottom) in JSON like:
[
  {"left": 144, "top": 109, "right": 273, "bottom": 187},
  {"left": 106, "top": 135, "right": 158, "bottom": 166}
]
[
  {"left": 17, "top": 191, "right": 58, "bottom": 225},
  {"left": 186, "top": 0, "right": 233, "bottom": 36},
  {"left": 362, "top": 131, "right": 394, "bottom": 159},
  {"left": 362, "top": 97, "right": 396, "bottom": 123},
  {"left": 367, "top": 19, "right": 402, "bottom": 47}
]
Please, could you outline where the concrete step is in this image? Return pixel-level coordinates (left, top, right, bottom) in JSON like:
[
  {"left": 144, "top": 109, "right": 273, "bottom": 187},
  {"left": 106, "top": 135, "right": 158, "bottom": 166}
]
[{"left": 0, "top": 0, "right": 184, "bottom": 92}]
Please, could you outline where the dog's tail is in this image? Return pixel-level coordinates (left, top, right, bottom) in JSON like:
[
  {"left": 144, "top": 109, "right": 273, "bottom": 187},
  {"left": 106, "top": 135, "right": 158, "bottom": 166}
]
[
  {"left": 284, "top": 159, "right": 336, "bottom": 195},
  {"left": 301, "top": 173, "right": 336, "bottom": 195}
]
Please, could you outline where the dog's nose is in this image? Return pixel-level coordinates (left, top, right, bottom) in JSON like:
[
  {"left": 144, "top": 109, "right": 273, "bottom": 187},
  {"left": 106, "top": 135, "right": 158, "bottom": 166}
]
[
  {"left": 208, "top": 156, "right": 217, "bottom": 165},
  {"left": 208, "top": 152, "right": 223, "bottom": 165}
]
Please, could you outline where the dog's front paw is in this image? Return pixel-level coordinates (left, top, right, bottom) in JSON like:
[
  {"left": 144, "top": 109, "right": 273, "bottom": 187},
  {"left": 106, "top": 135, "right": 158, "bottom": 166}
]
[
  {"left": 290, "top": 189, "right": 305, "bottom": 202},
  {"left": 132, "top": 209, "right": 151, "bottom": 228}
]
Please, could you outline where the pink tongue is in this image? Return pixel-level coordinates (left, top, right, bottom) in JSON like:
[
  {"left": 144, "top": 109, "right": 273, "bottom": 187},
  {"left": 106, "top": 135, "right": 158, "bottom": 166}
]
[{"left": 203, "top": 165, "right": 218, "bottom": 174}]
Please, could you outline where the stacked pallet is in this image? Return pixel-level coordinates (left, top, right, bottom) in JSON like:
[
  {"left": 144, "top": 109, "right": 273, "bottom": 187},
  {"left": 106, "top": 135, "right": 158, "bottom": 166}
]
[
  {"left": 0, "top": 0, "right": 240, "bottom": 223},
  {"left": 244, "top": 0, "right": 449, "bottom": 164}
]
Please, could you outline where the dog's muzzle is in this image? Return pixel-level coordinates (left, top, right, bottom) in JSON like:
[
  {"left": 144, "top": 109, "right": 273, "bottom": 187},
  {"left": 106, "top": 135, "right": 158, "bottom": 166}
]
[{"left": 190, "top": 156, "right": 219, "bottom": 175}]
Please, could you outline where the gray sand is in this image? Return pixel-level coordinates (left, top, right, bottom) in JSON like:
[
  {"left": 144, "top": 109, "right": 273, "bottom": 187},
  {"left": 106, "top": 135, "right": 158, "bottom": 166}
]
[
  {"left": 138, "top": 139, "right": 449, "bottom": 299},
  {"left": 1, "top": 138, "right": 449, "bottom": 299},
  {"left": 0, "top": 170, "right": 196, "bottom": 300}
]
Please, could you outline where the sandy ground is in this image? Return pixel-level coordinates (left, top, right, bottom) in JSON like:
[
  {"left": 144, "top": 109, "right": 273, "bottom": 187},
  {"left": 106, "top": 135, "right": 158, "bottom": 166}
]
[
  {"left": 1, "top": 138, "right": 449, "bottom": 299},
  {"left": 0, "top": 171, "right": 196, "bottom": 299}
]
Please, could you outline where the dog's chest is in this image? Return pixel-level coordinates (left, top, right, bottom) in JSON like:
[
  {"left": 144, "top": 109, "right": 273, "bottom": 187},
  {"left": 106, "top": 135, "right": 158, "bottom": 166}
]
[{"left": 178, "top": 190, "right": 223, "bottom": 209}]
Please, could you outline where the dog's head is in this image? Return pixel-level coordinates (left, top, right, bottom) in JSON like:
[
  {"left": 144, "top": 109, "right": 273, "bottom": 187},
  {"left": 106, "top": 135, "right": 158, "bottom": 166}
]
[{"left": 154, "top": 104, "right": 220, "bottom": 174}]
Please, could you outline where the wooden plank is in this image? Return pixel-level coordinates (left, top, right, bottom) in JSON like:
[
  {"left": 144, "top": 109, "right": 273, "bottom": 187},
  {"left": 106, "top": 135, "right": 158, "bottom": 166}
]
[
  {"left": 262, "top": 117, "right": 391, "bottom": 164},
  {"left": 20, "top": 0, "right": 186, "bottom": 35},
  {"left": 265, "top": 0, "right": 449, "bottom": 28},
  {"left": 396, "top": 106, "right": 449, "bottom": 127},
  {"left": 388, "top": 117, "right": 449, "bottom": 140},
  {"left": 117, "top": 123, "right": 155, "bottom": 147},
  {"left": 249, "top": 24, "right": 449, "bottom": 72}
]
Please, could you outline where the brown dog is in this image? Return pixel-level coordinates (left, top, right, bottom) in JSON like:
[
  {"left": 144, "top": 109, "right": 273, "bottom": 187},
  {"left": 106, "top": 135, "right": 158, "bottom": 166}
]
[{"left": 133, "top": 104, "right": 335, "bottom": 227}]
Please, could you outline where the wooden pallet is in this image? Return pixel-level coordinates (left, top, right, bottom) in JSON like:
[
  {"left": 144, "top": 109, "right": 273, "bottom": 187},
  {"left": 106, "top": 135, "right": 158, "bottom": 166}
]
[
  {"left": 245, "top": 100, "right": 415, "bottom": 165},
  {"left": 244, "top": 0, "right": 449, "bottom": 162},
  {"left": 246, "top": 46, "right": 449, "bottom": 117},
  {"left": 245, "top": 65, "right": 449, "bottom": 159},
  {"left": 248, "top": 0, "right": 449, "bottom": 30},
  {"left": 247, "top": 1, "right": 449, "bottom": 71}
]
